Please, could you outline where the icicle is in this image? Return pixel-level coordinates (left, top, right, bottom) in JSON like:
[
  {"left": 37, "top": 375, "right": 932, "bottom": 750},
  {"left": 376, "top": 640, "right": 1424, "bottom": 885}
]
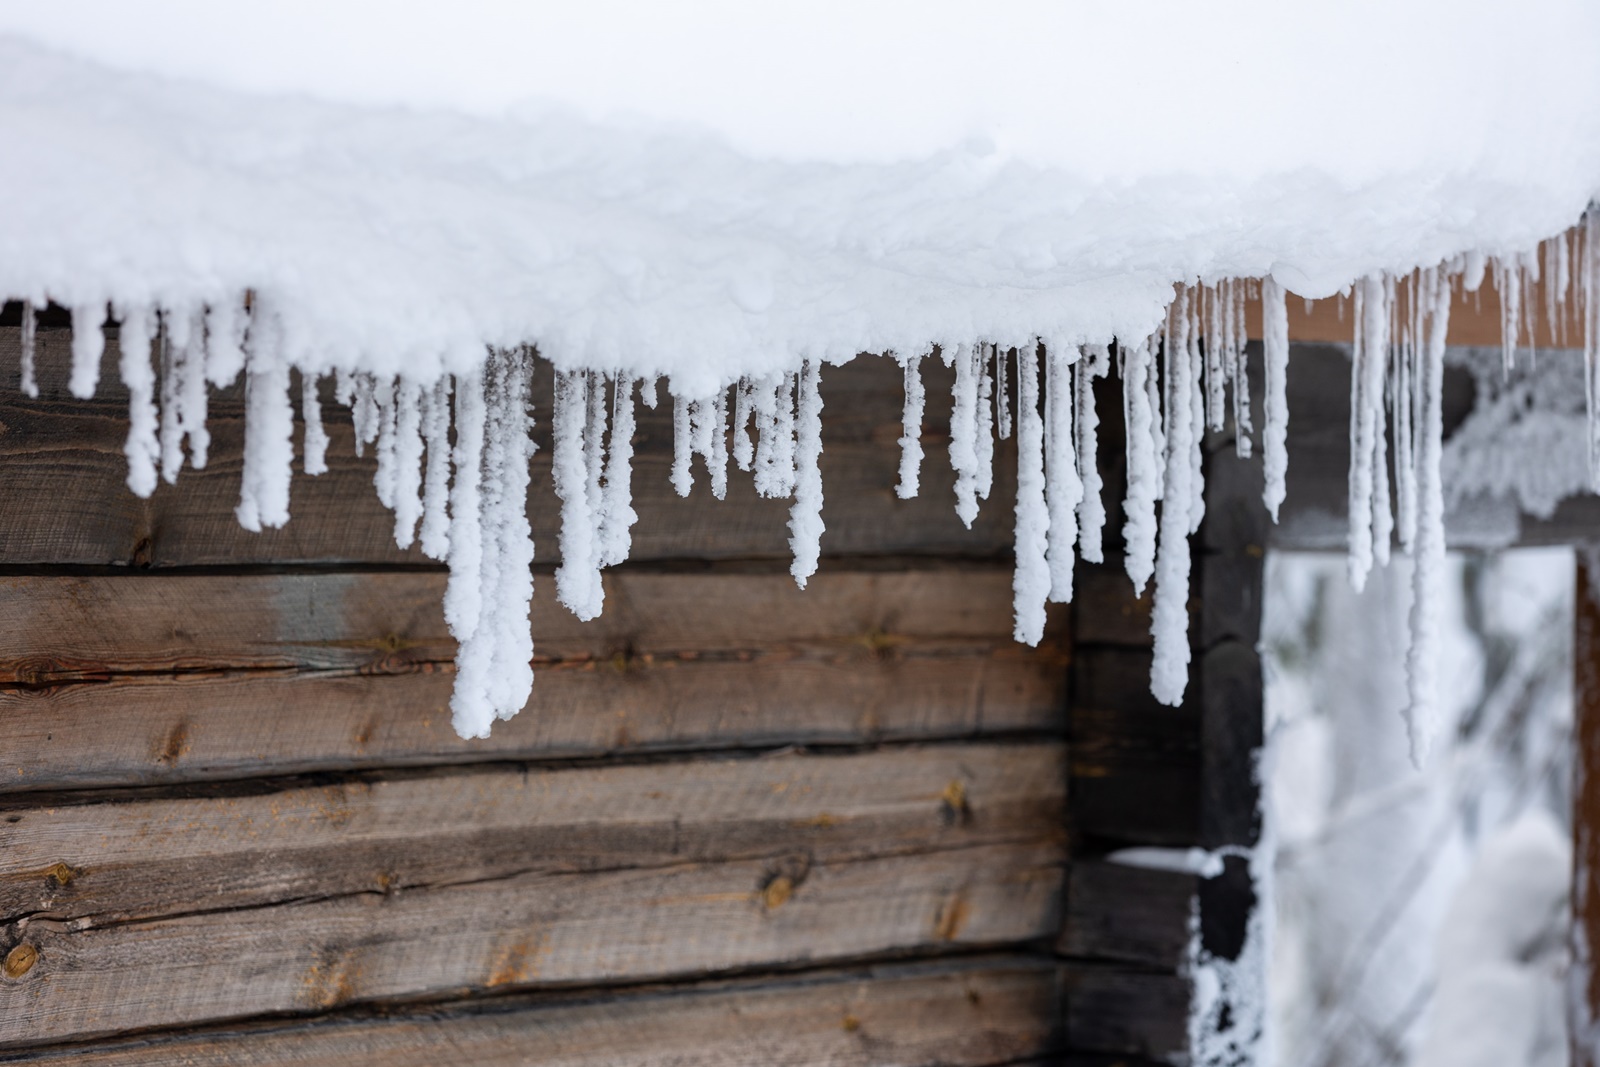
[
  {"left": 772, "top": 371, "right": 797, "bottom": 497},
  {"left": 178, "top": 310, "right": 211, "bottom": 471},
  {"left": 1405, "top": 267, "right": 1451, "bottom": 768},
  {"left": 1146, "top": 330, "right": 1166, "bottom": 502},
  {"left": 69, "top": 301, "right": 104, "bottom": 399},
  {"left": 372, "top": 376, "right": 399, "bottom": 510},
  {"left": 597, "top": 375, "right": 638, "bottom": 568},
  {"left": 949, "top": 343, "right": 980, "bottom": 527},
  {"left": 158, "top": 314, "right": 182, "bottom": 483},
  {"left": 115, "top": 304, "right": 159, "bottom": 498},
  {"left": 732, "top": 376, "right": 755, "bottom": 472},
  {"left": 1012, "top": 340, "right": 1050, "bottom": 644},
  {"left": 710, "top": 386, "right": 729, "bottom": 500},
  {"left": 1075, "top": 344, "right": 1109, "bottom": 563},
  {"left": 449, "top": 347, "right": 535, "bottom": 738},
  {"left": 1203, "top": 285, "right": 1226, "bottom": 431},
  {"left": 585, "top": 372, "right": 609, "bottom": 524},
  {"left": 555, "top": 368, "right": 603, "bottom": 620},
  {"left": 1496, "top": 258, "right": 1522, "bottom": 376},
  {"left": 1044, "top": 339, "right": 1081, "bottom": 602},
  {"left": 1462, "top": 249, "right": 1487, "bottom": 293},
  {"left": 975, "top": 344, "right": 995, "bottom": 502},
  {"left": 641, "top": 375, "right": 659, "bottom": 410},
  {"left": 994, "top": 344, "right": 1012, "bottom": 441},
  {"left": 235, "top": 324, "right": 293, "bottom": 532},
  {"left": 1227, "top": 280, "right": 1253, "bottom": 459},
  {"left": 1347, "top": 276, "right": 1388, "bottom": 592},
  {"left": 788, "top": 358, "right": 825, "bottom": 588},
  {"left": 1121, "top": 336, "right": 1159, "bottom": 595},
  {"left": 334, "top": 368, "right": 358, "bottom": 409},
  {"left": 671, "top": 392, "right": 693, "bottom": 496},
  {"left": 203, "top": 301, "right": 247, "bottom": 388},
  {"left": 1261, "top": 277, "right": 1290, "bottom": 521},
  {"left": 443, "top": 365, "right": 486, "bottom": 643},
  {"left": 302, "top": 372, "right": 330, "bottom": 478},
  {"left": 1586, "top": 211, "right": 1600, "bottom": 491},
  {"left": 896, "top": 351, "right": 925, "bottom": 500},
  {"left": 1152, "top": 292, "right": 1196, "bottom": 707},
  {"left": 351, "top": 374, "right": 379, "bottom": 458},
  {"left": 391, "top": 376, "right": 425, "bottom": 549},
  {"left": 1393, "top": 279, "right": 1417, "bottom": 554},
  {"left": 1185, "top": 296, "right": 1206, "bottom": 534},
  {"left": 18, "top": 300, "right": 36, "bottom": 398}
]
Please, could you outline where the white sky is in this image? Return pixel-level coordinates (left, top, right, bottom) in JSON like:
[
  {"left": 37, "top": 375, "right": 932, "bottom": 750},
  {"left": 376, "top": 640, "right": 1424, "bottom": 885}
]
[{"left": 2, "top": 0, "right": 1597, "bottom": 182}]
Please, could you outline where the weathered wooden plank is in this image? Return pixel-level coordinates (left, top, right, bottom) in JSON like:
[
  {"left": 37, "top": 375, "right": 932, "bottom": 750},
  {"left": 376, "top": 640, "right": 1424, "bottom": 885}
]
[
  {"left": 0, "top": 568, "right": 1066, "bottom": 790},
  {"left": 1, "top": 743, "right": 1065, "bottom": 925},
  {"left": 0, "top": 328, "right": 1018, "bottom": 566},
  {"left": 1059, "top": 860, "right": 1195, "bottom": 971},
  {"left": 0, "top": 837, "right": 1062, "bottom": 1047},
  {"left": 0, "top": 956, "right": 1065, "bottom": 1067},
  {"left": 1062, "top": 966, "right": 1189, "bottom": 1061},
  {"left": 1073, "top": 560, "right": 1155, "bottom": 648},
  {"left": 0, "top": 567, "right": 1063, "bottom": 681}
]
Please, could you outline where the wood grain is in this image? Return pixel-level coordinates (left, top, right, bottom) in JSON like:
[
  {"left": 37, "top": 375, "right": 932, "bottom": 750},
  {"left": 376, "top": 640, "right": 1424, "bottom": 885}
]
[
  {"left": 1, "top": 743, "right": 1066, "bottom": 925},
  {"left": 0, "top": 956, "right": 1067, "bottom": 1067},
  {"left": 1059, "top": 860, "right": 1195, "bottom": 971},
  {"left": 0, "top": 568, "right": 1066, "bottom": 790},
  {"left": 0, "top": 329, "right": 1018, "bottom": 566},
  {"left": 0, "top": 838, "right": 1062, "bottom": 1047}
]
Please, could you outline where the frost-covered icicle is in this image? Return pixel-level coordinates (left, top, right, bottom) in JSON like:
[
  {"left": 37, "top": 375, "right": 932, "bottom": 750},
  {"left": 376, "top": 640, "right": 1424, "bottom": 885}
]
[
  {"left": 158, "top": 315, "right": 183, "bottom": 483},
  {"left": 1405, "top": 267, "right": 1452, "bottom": 768},
  {"left": 585, "top": 371, "right": 609, "bottom": 522},
  {"left": 351, "top": 374, "right": 379, "bottom": 458},
  {"left": 1152, "top": 292, "right": 1197, "bottom": 707},
  {"left": 1121, "top": 336, "right": 1159, "bottom": 595},
  {"left": 18, "top": 300, "right": 37, "bottom": 398},
  {"left": 1012, "top": 341, "right": 1050, "bottom": 643},
  {"left": 1261, "top": 277, "right": 1290, "bottom": 521},
  {"left": 732, "top": 377, "right": 756, "bottom": 472},
  {"left": 450, "top": 348, "right": 535, "bottom": 738},
  {"left": 204, "top": 301, "right": 247, "bottom": 388},
  {"left": 949, "top": 343, "right": 981, "bottom": 527},
  {"left": 444, "top": 365, "right": 486, "bottom": 643},
  {"left": 115, "top": 304, "right": 159, "bottom": 497},
  {"left": 641, "top": 375, "right": 659, "bottom": 410},
  {"left": 1203, "top": 285, "right": 1226, "bottom": 431},
  {"left": 788, "top": 358, "right": 824, "bottom": 588},
  {"left": 1496, "top": 258, "right": 1522, "bottom": 376},
  {"left": 391, "top": 377, "right": 425, "bottom": 549},
  {"left": 1185, "top": 296, "right": 1206, "bottom": 534},
  {"left": 1393, "top": 279, "right": 1418, "bottom": 553},
  {"left": 554, "top": 368, "right": 603, "bottom": 620},
  {"left": 597, "top": 375, "right": 638, "bottom": 568},
  {"left": 709, "top": 386, "right": 729, "bottom": 500},
  {"left": 994, "top": 344, "right": 1012, "bottom": 441},
  {"left": 1347, "top": 276, "right": 1389, "bottom": 592},
  {"left": 372, "top": 376, "right": 399, "bottom": 510},
  {"left": 671, "top": 392, "right": 693, "bottom": 496},
  {"left": 178, "top": 309, "right": 211, "bottom": 471},
  {"left": 770, "top": 371, "right": 798, "bottom": 498},
  {"left": 69, "top": 302, "right": 105, "bottom": 399},
  {"left": 1075, "top": 344, "right": 1109, "bottom": 564},
  {"left": 1586, "top": 212, "right": 1600, "bottom": 491},
  {"left": 302, "top": 372, "right": 330, "bottom": 477},
  {"left": 235, "top": 323, "right": 293, "bottom": 532},
  {"left": 896, "top": 351, "right": 925, "bottom": 499},
  {"left": 974, "top": 344, "right": 995, "bottom": 502},
  {"left": 1227, "top": 280, "right": 1253, "bottom": 459},
  {"left": 1043, "top": 339, "right": 1082, "bottom": 602}
]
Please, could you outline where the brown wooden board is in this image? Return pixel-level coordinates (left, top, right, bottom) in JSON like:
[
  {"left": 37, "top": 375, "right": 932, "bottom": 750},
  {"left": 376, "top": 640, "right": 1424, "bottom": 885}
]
[
  {"left": 0, "top": 569, "right": 1066, "bottom": 790},
  {"left": 0, "top": 328, "right": 1018, "bottom": 566},
  {"left": 1, "top": 743, "right": 1066, "bottom": 926},
  {"left": 0, "top": 956, "right": 1067, "bottom": 1067}
]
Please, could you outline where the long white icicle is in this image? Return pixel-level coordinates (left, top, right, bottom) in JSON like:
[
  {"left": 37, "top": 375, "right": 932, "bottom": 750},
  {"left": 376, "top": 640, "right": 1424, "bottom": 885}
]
[
  {"left": 1044, "top": 340, "right": 1081, "bottom": 603},
  {"left": 116, "top": 305, "right": 159, "bottom": 497},
  {"left": 1261, "top": 277, "right": 1290, "bottom": 521},
  {"left": 70, "top": 302, "right": 103, "bottom": 399},
  {"left": 1076, "top": 344, "right": 1109, "bottom": 563},
  {"left": 788, "top": 358, "right": 825, "bottom": 587},
  {"left": 1405, "top": 267, "right": 1450, "bottom": 768},
  {"left": 949, "top": 343, "right": 980, "bottom": 527},
  {"left": 1152, "top": 293, "right": 1196, "bottom": 707},
  {"left": 1013, "top": 341, "right": 1050, "bottom": 644},
  {"left": 897, "top": 351, "right": 925, "bottom": 499},
  {"left": 554, "top": 368, "right": 603, "bottom": 620},
  {"left": 1121, "top": 335, "right": 1159, "bottom": 595}
]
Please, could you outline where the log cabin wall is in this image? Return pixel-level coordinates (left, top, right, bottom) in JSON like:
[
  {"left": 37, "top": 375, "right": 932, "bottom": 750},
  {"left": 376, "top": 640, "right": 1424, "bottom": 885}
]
[{"left": 0, "top": 316, "right": 1238, "bottom": 1066}]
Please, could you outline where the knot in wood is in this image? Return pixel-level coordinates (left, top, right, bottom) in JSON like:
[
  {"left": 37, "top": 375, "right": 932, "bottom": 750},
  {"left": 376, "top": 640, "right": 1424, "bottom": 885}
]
[{"left": 4, "top": 943, "right": 38, "bottom": 979}]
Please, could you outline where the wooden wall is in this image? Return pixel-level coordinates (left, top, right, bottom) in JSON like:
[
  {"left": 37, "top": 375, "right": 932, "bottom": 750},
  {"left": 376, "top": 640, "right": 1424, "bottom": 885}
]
[{"left": 0, "top": 319, "right": 1232, "bottom": 1065}]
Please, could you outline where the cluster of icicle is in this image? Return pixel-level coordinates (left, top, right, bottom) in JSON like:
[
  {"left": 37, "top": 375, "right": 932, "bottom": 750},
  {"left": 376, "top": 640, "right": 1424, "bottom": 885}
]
[{"left": 11, "top": 218, "right": 1597, "bottom": 752}]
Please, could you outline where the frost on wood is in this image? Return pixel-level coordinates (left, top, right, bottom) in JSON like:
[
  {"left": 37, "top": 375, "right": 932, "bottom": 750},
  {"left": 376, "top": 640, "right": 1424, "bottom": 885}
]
[{"left": 10, "top": 213, "right": 1599, "bottom": 738}]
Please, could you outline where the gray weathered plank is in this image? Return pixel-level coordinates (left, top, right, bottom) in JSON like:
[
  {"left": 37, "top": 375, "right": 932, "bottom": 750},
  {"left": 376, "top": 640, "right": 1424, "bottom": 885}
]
[
  {"left": 0, "top": 838, "right": 1062, "bottom": 1047},
  {"left": 0, "top": 956, "right": 1065, "bottom": 1067},
  {"left": 1059, "top": 860, "right": 1195, "bottom": 971},
  {"left": 1, "top": 743, "right": 1066, "bottom": 926},
  {"left": 1062, "top": 966, "right": 1189, "bottom": 1061},
  {"left": 0, "top": 328, "right": 1018, "bottom": 566}
]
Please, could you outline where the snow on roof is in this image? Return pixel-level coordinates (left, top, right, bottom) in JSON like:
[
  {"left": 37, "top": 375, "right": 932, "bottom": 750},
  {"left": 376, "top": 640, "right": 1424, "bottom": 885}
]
[{"left": 0, "top": 5, "right": 1597, "bottom": 754}]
